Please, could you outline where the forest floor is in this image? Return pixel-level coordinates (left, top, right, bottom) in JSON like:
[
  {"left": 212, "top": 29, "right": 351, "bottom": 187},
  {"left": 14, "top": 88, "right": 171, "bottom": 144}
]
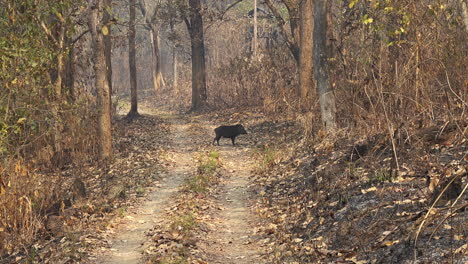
[
  {"left": 4, "top": 97, "right": 466, "bottom": 264},
  {"left": 92, "top": 110, "right": 194, "bottom": 263},
  {"left": 90, "top": 102, "right": 267, "bottom": 264}
]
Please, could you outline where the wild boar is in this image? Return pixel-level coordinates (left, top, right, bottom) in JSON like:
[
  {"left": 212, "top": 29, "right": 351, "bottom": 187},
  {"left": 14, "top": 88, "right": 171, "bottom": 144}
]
[{"left": 213, "top": 124, "right": 247, "bottom": 146}]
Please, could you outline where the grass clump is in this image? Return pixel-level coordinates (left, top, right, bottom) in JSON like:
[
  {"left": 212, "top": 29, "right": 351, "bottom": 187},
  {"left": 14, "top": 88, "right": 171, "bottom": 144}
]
[
  {"left": 252, "top": 145, "right": 279, "bottom": 169},
  {"left": 170, "top": 212, "right": 197, "bottom": 236},
  {"left": 186, "top": 150, "right": 221, "bottom": 193},
  {"left": 369, "top": 168, "right": 396, "bottom": 183}
]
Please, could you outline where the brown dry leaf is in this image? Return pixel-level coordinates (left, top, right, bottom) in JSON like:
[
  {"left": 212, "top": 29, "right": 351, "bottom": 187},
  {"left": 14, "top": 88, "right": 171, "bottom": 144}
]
[
  {"left": 381, "top": 240, "right": 399, "bottom": 247},
  {"left": 454, "top": 244, "right": 467, "bottom": 254},
  {"left": 361, "top": 186, "right": 377, "bottom": 194},
  {"left": 347, "top": 256, "right": 368, "bottom": 264},
  {"left": 293, "top": 238, "right": 303, "bottom": 243}
]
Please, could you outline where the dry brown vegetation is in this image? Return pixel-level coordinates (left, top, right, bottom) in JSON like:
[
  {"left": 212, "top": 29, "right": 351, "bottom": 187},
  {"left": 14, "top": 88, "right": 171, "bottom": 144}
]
[{"left": 1, "top": 0, "right": 467, "bottom": 263}]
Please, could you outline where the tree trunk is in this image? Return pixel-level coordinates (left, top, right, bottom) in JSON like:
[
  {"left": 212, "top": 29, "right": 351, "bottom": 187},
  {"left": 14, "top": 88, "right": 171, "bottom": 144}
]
[
  {"left": 457, "top": 0, "right": 468, "bottom": 31},
  {"left": 150, "top": 26, "right": 164, "bottom": 94},
  {"left": 52, "top": 22, "right": 66, "bottom": 163},
  {"left": 127, "top": 0, "right": 139, "bottom": 117},
  {"left": 173, "top": 47, "right": 178, "bottom": 95},
  {"left": 187, "top": 0, "right": 207, "bottom": 111},
  {"left": 55, "top": 23, "right": 65, "bottom": 98},
  {"left": 89, "top": 0, "right": 113, "bottom": 161},
  {"left": 103, "top": 0, "right": 113, "bottom": 100},
  {"left": 299, "top": 0, "right": 314, "bottom": 109},
  {"left": 313, "top": 0, "right": 337, "bottom": 130},
  {"left": 284, "top": 1, "right": 301, "bottom": 60},
  {"left": 63, "top": 35, "right": 75, "bottom": 101},
  {"left": 253, "top": 0, "right": 258, "bottom": 59},
  {"left": 171, "top": 22, "right": 178, "bottom": 95},
  {"left": 264, "top": 0, "right": 300, "bottom": 64}
]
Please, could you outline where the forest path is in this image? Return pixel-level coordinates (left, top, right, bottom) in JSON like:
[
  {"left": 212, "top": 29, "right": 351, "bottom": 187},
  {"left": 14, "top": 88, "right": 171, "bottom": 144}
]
[
  {"left": 95, "top": 109, "right": 195, "bottom": 264},
  {"left": 94, "top": 104, "right": 265, "bottom": 263},
  {"left": 194, "top": 118, "right": 266, "bottom": 263}
]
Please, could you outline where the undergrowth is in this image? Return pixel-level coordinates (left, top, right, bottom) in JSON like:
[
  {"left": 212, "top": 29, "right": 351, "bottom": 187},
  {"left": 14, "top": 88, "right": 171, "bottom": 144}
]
[{"left": 186, "top": 150, "right": 221, "bottom": 194}]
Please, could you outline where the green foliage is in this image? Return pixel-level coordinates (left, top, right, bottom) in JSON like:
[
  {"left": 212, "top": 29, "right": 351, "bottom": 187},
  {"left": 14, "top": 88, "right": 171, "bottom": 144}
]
[
  {"left": 253, "top": 145, "right": 278, "bottom": 169},
  {"left": 369, "top": 168, "right": 396, "bottom": 183},
  {"left": 186, "top": 150, "right": 221, "bottom": 193},
  {"left": 0, "top": 0, "right": 84, "bottom": 156},
  {"left": 0, "top": 1, "right": 96, "bottom": 257},
  {"left": 207, "top": 150, "right": 220, "bottom": 159},
  {"left": 170, "top": 212, "right": 197, "bottom": 235},
  {"left": 136, "top": 186, "right": 146, "bottom": 196},
  {"left": 198, "top": 150, "right": 221, "bottom": 175}
]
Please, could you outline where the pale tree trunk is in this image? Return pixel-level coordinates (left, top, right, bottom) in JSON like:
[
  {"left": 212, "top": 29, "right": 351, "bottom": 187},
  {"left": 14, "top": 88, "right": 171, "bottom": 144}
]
[
  {"left": 171, "top": 21, "right": 178, "bottom": 95},
  {"left": 186, "top": 0, "right": 207, "bottom": 111},
  {"left": 252, "top": 0, "right": 258, "bottom": 59},
  {"left": 89, "top": 0, "right": 113, "bottom": 161},
  {"left": 53, "top": 22, "right": 65, "bottom": 163},
  {"left": 313, "top": 0, "right": 337, "bottom": 130},
  {"left": 458, "top": 0, "right": 468, "bottom": 31},
  {"left": 103, "top": 0, "right": 113, "bottom": 100},
  {"left": 299, "top": 0, "right": 314, "bottom": 109},
  {"left": 127, "top": 0, "right": 139, "bottom": 117},
  {"left": 138, "top": 0, "right": 164, "bottom": 96},
  {"left": 55, "top": 23, "right": 65, "bottom": 98},
  {"left": 173, "top": 47, "right": 178, "bottom": 94},
  {"left": 149, "top": 26, "right": 164, "bottom": 94},
  {"left": 156, "top": 35, "right": 165, "bottom": 88}
]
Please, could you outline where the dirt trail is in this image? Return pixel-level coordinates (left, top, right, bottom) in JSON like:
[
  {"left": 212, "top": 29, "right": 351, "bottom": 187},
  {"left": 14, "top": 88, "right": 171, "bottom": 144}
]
[
  {"left": 94, "top": 108, "right": 265, "bottom": 263},
  {"left": 198, "top": 140, "right": 265, "bottom": 263},
  {"left": 95, "top": 115, "right": 194, "bottom": 264}
]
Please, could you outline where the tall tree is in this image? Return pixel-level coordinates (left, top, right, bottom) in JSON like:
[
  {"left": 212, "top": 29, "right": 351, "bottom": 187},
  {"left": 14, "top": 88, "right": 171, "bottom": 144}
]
[
  {"left": 299, "top": 0, "right": 314, "bottom": 108},
  {"left": 103, "top": 0, "right": 113, "bottom": 100},
  {"left": 313, "top": 0, "right": 337, "bottom": 130},
  {"left": 264, "top": 0, "right": 300, "bottom": 63},
  {"left": 127, "top": 0, "right": 139, "bottom": 117},
  {"left": 170, "top": 20, "right": 179, "bottom": 94},
  {"left": 252, "top": 0, "right": 258, "bottom": 59},
  {"left": 89, "top": 0, "right": 113, "bottom": 160},
  {"left": 139, "top": 0, "right": 165, "bottom": 94},
  {"left": 183, "top": 0, "right": 207, "bottom": 111}
]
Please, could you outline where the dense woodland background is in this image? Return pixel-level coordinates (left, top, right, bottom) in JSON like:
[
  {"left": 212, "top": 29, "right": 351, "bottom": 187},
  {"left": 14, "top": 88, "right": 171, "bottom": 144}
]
[{"left": 0, "top": 0, "right": 467, "bottom": 262}]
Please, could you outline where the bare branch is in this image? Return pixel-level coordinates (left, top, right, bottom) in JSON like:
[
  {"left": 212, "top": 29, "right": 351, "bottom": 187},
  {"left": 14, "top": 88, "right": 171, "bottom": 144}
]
[
  {"left": 219, "top": 0, "right": 245, "bottom": 20},
  {"left": 263, "top": 0, "right": 296, "bottom": 54}
]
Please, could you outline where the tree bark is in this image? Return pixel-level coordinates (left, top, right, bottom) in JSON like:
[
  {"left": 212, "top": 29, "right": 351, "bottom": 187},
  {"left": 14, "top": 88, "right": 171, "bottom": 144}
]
[
  {"left": 127, "top": 0, "right": 139, "bottom": 117},
  {"left": 89, "top": 0, "right": 113, "bottom": 161},
  {"left": 457, "top": 0, "right": 468, "bottom": 31},
  {"left": 55, "top": 23, "right": 65, "bottom": 98},
  {"left": 186, "top": 0, "right": 207, "bottom": 111},
  {"left": 171, "top": 21, "right": 178, "bottom": 95},
  {"left": 149, "top": 26, "right": 164, "bottom": 94},
  {"left": 173, "top": 47, "right": 178, "bottom": 95},
  {"left": 139, "top": 0, "right": 164, "bottom": 96},
  {"left": 313, "top": 0, "right": 337, "bottom": 130},
  {"left": 253, "top": 0, "right": 258, "bottom": 59},
  {"left": 103, "top": 0, "right": 113, "bottom": 100},
  {"left": 299, "top": 0, "right": 314, "bottom": 109},
  {"left": 64, "top": 36, "right": 75, "bottom": 101},
  {"left": 283, "top": 0, "right": 301, "bottom": 54}
]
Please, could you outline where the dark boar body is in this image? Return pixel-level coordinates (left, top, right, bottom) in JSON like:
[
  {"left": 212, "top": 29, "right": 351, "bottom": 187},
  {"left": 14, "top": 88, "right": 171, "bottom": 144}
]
[{"left": 213, "top": 124, "right": 247, "bottom": 146}]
